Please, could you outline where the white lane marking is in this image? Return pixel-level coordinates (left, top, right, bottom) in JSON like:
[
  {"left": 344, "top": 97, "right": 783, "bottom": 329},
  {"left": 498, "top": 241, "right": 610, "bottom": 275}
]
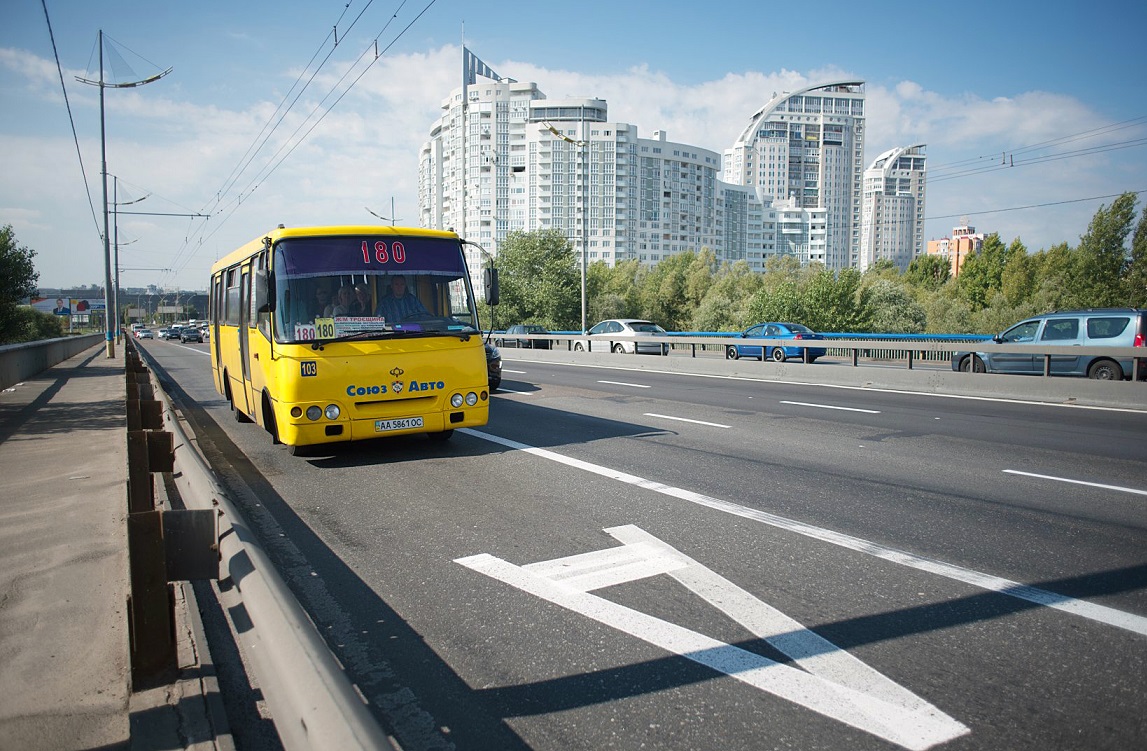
[
  {"left": 503, "top": 369, "right": 527, "bottom": 374},
  {"left": 1003, "top": 469, "right": 1147, "bottom": 497},
  {"left": 598, "top": 380, "right": 650, "bottom": 389},
  {"left": 460, "top": 428, "right": 1147, "bottom": 638},
  {"left": 781, "top": 400, "right": 881, "bottom": 414},
  {"left": 495, "top": 388, "right": 532, "bottom": 395},
  {"left": 644, "top": 412, "right": 731, "bottom": 428},
  {"left": 457, "top": 525, "right": 969, "bottom": 750}
]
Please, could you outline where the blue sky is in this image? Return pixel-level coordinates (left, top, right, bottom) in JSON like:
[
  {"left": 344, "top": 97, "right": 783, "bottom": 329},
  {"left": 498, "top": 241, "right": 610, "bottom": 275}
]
[{"left": 2, "top": 0, "right": 1145, "bottom": 292}]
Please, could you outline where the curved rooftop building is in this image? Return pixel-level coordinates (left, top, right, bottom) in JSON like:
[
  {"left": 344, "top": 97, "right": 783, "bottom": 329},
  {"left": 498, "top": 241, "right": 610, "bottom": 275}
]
[
  {"left": 723, "top": 82, "right": 866, "bottom": 269},
  {"left": 859, "top": 144, "right": 927, "bottom": 272}
]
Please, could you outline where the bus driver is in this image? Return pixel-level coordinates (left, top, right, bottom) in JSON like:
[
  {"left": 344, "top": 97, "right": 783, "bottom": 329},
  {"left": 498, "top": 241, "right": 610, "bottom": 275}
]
[{"left": 376, "top": 275, "right": 427, "bottom": 322}]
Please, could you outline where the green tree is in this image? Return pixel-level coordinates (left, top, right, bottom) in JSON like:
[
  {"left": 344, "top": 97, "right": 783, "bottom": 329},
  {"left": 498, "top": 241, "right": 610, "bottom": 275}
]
[
  {"left": 691, "top": 260, "right": 762, "bottom": 330},
  {"left": 1124, "top": 207, "right": 1147, "bottom": 307},
  {"left": 637, "top": 250, "right": 694, "bottom": 330},
  {"left": 864, "top": 258, "right": 902, "bottom": 281},
  {"left": 494, "top": 230, "right": 581, "bottom": 330},
  {"left": 6, "top": 306, "right": 64, "bottom": 343},
  {"left": 956, "top": 233, "right": 1023, "bottom": 310},
  {"left": 904, "top": 254, "right": 950, "bottom": 291},
  {"left": 863, "top": 279, "right": 927, "bottom": 333},
  {"left": 919, "top": 285, "right": 974, "bottom": 334},
  {"left": 1074, "top": 192, "right": 1137, "bottom": 307},
  {"left": 804, "top": 268, "right": 868, "bottom": 331},
  {"left": 999, "top": 246, "right": 1039, "bottom": 307},
  {"left": 0, "top": 224, "right": 41, "bottom": 344},
  {"left": 587, "top": 259, "right": 641, "bottom": 325},
  {"left": 1027, "top": 242, "right": 1075, "bottom": 311},
  {"left": 746, "top": 279, "right": 806, "bottom": 324}
]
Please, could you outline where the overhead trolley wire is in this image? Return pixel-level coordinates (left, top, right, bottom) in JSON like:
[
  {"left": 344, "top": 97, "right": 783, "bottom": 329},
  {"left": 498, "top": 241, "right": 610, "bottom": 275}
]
[
  {"left": 167, "top": 0, "right": 438, "bottom": 280},
  {"left": 40, "top": 0, "right": 102, "bottom": 239}
]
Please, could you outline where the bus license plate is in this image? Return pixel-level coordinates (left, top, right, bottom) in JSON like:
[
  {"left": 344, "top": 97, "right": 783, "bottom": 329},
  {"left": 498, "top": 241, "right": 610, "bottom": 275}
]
[{"left": 375, "top": 417, "right": 423, "bottom": 432}]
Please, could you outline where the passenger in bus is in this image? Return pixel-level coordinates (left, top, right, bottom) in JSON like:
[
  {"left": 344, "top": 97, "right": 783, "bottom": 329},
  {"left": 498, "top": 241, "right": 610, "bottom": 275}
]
[
  {"left": 376, "top": 275, "right": 428, "bottom": 322},
  {"left": 352, "top": 283, "right": 372, "bottom": 316},
  {"left": 310, "top": 284, "right": 332, "bottom": 320},
  {"left": 325, "top": 285, "right": 355, "bottom": 317}
]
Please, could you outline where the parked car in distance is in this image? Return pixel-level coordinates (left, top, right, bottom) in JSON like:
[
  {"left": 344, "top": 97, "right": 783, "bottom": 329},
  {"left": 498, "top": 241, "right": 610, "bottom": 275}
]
[
  {"left": 726, "top": 322, "right": 827, "bottom": 362},
  {"left": 137, "top": 329, "right": 154, "bottom": 339},
  {"left": 952, "top": 308, "right": 1146, "bottom": 380},
  {"left": 485, "top": 342, "right": 502, "bottom": 391},
  {"left": 575, "top": 319, "right": 669, "bottom": 355},
  {"left": 496, "top": 324, "right": 552, "bottom": 349},
  {"left": 179, "top": 326, "right": 203, "bottom": 343}
]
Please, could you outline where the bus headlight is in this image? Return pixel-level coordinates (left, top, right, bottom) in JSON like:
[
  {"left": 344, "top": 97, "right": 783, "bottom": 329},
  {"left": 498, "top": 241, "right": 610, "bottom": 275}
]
[
  {"left": 465, "top": 391, "right": 478, "bottom": 406},
  {"left": 306, "top": 406, "right": 322, "bottom": 421},
  {"left": 451, "top": 393, "right": 465, "bottom": 408},
  {"left": 324, "top": 404, "right": 340, "bottom": 420}
]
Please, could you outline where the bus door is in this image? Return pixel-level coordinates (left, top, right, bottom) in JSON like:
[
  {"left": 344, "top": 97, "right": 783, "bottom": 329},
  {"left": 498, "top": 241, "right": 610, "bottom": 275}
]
[
  {"left": 211, "top": 274, "right": 223, "bottom": 387},
  {"left": 237, "top": 266, "right": 253, "bottom": 416}
]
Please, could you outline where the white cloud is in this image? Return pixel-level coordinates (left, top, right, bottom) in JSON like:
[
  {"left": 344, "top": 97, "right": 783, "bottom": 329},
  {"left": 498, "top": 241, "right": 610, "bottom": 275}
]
[{"left": 3, "top": 43, "right": 1142, "bottom": 290}]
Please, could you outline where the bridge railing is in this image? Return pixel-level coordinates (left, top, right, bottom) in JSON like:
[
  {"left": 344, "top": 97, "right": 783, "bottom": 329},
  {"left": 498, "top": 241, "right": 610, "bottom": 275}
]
[{"left": 487, "top": 331, "right": 1144, "bottom": 378}]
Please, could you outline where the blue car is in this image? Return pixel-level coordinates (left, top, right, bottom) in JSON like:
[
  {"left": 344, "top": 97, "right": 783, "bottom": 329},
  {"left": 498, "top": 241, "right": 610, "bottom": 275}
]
[{"left": 726, "top": 322, "right": 827, "bottom": 362}]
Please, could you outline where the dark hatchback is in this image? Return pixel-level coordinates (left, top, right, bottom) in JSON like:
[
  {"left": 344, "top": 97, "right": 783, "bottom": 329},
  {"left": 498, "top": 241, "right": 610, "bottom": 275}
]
[
  {"left": 496, "top": 324, "right": 552, "bottom": 349},
  {"left": 179, "top": 326, "right": 203, "bottom": 343},
  {"left": 485, "top": 342, "right": 502, "bottom": 391}
]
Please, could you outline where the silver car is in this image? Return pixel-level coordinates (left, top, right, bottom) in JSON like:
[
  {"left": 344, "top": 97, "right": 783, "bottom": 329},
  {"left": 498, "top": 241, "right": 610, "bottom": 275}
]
[
  {"left": 575, "top": 319, "right": 669, "bottom": 355},
  {"left": 952, "top": 308, "right": 1146, "bottom": 380}
]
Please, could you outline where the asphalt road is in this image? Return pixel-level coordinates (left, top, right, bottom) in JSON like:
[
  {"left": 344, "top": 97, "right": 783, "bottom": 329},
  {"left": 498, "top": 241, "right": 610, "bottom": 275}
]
[{"left": 142, "top": 338, "right": 1147, "bottom": 751}]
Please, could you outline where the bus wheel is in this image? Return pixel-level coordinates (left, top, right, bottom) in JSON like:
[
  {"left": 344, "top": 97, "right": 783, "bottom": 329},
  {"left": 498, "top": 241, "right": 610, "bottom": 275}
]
[
  {"left": 233, "top": 397, "right": 253, "bottom": 423},
  {"left": 224, "top": 375, "right": 252, "bottom": 423},
  {"left": 428, "top": 430, "right": 454, "bottom": 442},
  {"left": 264, "top": 396, "right": 281, "bottom": 444},
  {"left": 288, "top": 443, "right": 313, "bottom": 457}
]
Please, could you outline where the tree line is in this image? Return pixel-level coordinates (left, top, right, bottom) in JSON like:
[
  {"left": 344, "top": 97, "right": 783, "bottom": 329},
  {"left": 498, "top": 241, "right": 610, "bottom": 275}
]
[
  {"left": 489, "top": 192, "right": 1147, "bottom": 335},
  {"left": 0, "top": 224, "right": 64, "bottom": 344}
]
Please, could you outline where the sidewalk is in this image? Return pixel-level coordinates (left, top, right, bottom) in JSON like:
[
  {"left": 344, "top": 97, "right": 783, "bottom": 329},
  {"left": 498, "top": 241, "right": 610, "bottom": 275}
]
[{"left": 0, "top": 342, "right": 230, "bottom": 750}]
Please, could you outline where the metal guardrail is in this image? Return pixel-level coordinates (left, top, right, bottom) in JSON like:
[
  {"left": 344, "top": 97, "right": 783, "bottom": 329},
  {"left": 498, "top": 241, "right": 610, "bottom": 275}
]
[
  {"left": 490, "top": 332, "right": 1146, "bottom": 378},
  {"left": 131, "top": 342, "right": 395, "bottom": 751}
]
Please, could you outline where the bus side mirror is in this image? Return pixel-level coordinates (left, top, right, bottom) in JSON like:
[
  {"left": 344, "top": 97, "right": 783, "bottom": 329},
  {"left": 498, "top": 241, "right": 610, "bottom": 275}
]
[
  {"left": 483, "top": 267, "right": 499, "bottom": 306},
  {"left": 254, "top": 268, "right": 273, "bottom": 312}
]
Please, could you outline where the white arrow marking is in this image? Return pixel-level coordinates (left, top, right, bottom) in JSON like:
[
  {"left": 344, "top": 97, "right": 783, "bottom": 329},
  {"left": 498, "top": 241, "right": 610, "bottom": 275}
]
[{"left": 457, "top": 525, "right": 969, "bottom": 750}]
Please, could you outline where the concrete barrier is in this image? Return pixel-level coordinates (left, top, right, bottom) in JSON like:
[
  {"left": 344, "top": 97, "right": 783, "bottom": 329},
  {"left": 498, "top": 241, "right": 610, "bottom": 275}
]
[
  {"left": 0, "top": 334, "right": 104, "bottom": 390},
  {"left": 505, "top": 348, "right": 1147, "bottom": 411}
]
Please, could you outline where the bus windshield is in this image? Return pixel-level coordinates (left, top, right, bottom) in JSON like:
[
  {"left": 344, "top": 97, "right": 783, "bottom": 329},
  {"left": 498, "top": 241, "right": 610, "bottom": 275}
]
[{"left": 272, "top": 234, "right": 480, "bottom": 344}]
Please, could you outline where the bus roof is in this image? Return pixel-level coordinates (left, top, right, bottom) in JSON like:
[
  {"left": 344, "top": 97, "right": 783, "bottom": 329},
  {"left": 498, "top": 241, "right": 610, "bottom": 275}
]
[{"left": 209, "top": 225, "right": 460, "bottom": 275}]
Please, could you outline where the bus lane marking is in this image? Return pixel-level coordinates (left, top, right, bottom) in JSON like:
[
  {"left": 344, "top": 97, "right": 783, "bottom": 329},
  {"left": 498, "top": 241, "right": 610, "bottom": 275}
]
[
  {"left": 598, "top": 380, "right": 651, "bottom": 389},
  {"left": 1003, "top": 469, "right": 1147, "bottom": 497},
  {"left": 780, "top": 400, "right": 881, "bottom": 414},
  {"left": 457, "top": 525, "right": 969, "bottom": 750},
  {"left": 459, "top": 428, "right": 1147, "bottom": 638},
  {"left": 644, "top": 413, "right": 731, "bottom": 428}
]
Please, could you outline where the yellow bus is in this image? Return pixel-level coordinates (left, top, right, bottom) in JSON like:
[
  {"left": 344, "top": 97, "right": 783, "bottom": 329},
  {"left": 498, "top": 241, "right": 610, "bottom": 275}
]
[{"left": 209, "top": 225, "right": 496, "bottom": 455}]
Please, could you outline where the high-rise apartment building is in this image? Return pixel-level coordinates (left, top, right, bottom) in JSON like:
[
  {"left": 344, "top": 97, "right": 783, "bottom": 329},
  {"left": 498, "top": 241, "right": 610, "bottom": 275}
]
[
  {"left": 419, "top": 58, "right": 871, "bottom": 279},
  {"left": 859, "top": 145, "right": 927, "bottom": 271},
  {"left": 723, "top": 82, "right": 866, "bottom": 269}
]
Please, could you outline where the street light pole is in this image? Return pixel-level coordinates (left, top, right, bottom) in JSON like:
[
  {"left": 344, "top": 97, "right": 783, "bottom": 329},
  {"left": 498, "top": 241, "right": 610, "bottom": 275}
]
[
  {"left": 365, "top": 199, "right": 399, "bottom": 226},
  {"left": 544, "top": 121, "right": 589, "bottom": 333},
  {"left": 76, "top": 30, "right": 170, "bottom": 358},
  {"left": 111, "top": 176, "right": 148, "bottom": 341}
]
